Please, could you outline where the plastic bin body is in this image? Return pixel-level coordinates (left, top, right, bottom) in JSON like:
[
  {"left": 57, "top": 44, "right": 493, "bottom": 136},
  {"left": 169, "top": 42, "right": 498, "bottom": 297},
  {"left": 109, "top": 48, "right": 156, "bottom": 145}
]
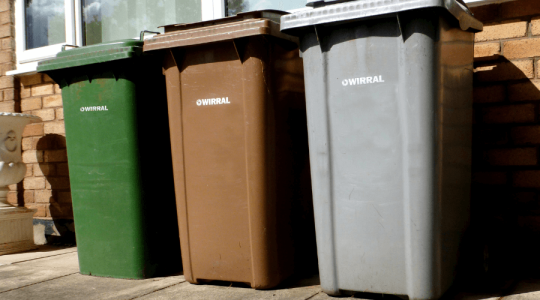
[
  {"left": 37, "top": 40, "right": 181, "bottom": 279},
  {"left": 281, "top": 1, "right": 482, "bottom": 299},
  {"left": 144, "top": 11, "right": 315, "bottom": 289}
]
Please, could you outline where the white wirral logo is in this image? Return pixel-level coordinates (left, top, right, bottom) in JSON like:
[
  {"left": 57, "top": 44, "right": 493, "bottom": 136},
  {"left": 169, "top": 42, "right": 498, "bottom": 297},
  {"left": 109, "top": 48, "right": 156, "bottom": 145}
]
[
  {"left": 342, "top": 75, "right": 385, "bottom": 86},
  {"left": 196, "top": 97, "right": 230, "bottom": 106},
  {"left": 80, "top": 106, "right": 108, "bottom": 112}
]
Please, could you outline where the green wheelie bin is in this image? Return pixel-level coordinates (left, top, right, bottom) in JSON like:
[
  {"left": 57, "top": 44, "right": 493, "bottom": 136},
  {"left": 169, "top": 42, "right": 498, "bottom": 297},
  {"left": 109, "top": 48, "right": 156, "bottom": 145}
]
[{"left": 37, "top": 39, "right": 181, "bottom": 279}]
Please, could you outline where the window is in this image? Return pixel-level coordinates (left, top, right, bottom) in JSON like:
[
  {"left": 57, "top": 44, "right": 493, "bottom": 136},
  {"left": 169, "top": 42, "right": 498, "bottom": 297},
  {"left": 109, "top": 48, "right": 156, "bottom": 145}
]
[
  {"left": 8, "top": 0, "right": 513, "bottom": 75},
  {"left": 10, "top": 0, "right": 223, "bottom": 75}
]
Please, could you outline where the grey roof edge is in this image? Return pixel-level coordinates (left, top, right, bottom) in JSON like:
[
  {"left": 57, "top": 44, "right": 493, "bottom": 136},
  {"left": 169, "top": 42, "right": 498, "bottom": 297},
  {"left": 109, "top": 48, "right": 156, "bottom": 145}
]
[{"left": 281, "top": 0, "right": 483, "bottom": 33}]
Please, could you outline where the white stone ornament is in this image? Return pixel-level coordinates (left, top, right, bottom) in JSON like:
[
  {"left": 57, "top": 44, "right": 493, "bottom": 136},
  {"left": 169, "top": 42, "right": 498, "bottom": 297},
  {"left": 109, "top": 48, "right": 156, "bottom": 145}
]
[{"left": 0, "top": 112, "right": 42, "bottom": 255}]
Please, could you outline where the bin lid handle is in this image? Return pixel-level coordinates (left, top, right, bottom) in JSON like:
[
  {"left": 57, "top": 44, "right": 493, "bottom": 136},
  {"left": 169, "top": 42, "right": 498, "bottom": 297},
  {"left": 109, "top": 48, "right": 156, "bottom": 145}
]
[
  {"left": 140, "top": 30, "right": 161, "bottom": 41},
  {"left": 61, "top": 44, "right": 79, "bottom": 51}
]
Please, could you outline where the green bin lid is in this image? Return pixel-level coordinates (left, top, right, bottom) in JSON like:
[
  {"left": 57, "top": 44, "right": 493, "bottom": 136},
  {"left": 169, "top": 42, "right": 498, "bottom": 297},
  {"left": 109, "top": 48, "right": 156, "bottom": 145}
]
[{"left": 37, "top": 39, "right": 144, "bottom": 73}]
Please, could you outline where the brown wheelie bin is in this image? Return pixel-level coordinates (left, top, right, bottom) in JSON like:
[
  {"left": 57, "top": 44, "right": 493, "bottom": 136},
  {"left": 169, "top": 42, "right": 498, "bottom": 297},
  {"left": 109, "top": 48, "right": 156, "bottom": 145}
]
[{"left": 143, "top": 10, "right": 316, "bottom": 289}]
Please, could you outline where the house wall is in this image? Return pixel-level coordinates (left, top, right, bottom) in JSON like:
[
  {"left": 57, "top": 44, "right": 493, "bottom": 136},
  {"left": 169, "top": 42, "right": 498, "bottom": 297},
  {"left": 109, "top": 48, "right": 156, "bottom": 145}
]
[
  {"left": 0, "top": 0, "right": 73, "bottom": 244},
  {"left": 471, "top": 0, "right": 540, "bottom": 275}
]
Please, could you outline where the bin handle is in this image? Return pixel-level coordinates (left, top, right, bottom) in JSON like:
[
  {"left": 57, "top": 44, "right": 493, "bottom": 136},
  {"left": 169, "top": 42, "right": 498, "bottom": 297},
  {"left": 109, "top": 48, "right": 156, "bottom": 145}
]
[
  {"left": 61, "top": 44, "right": 79, "bottom": 51},
  {"left": 140, "top": 30, "right": 160, "bottom": 41}
]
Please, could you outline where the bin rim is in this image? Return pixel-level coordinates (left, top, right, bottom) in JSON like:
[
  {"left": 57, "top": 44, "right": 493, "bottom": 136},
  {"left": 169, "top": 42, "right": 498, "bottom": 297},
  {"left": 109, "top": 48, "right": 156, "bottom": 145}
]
[
  {"left": 143, "top": 10, "right": 299, "bottom": 52},
  {"left": 37, "top": 39, "right": 144, "bottom": 73},
  {"left": 280, "top": 0, "right": 483, "bottom": 34}
]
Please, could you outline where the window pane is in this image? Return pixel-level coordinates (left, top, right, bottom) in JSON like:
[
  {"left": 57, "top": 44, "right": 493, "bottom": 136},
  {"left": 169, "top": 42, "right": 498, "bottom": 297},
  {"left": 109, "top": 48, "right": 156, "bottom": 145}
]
[
  {"left": 82, "top": 0, "right": 202, "bottom": 46},
  {"left": 25, "top": 0, "right": 66, "bottom": 49},
  {"left": 227, "top": 0, "right": 306, "bottom": 16}
]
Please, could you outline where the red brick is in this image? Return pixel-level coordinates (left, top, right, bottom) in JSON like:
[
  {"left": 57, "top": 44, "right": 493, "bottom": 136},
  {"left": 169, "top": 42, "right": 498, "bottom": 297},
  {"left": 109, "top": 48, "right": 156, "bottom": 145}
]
[
  {"left": 49, "top": 203, "right": 72, "bottom": 218},
  {"left": 1, "top": 37, "right": 11, "bottom": 49},
  {"left": 22, "top": 150, "right": 43, "bottom": 163},
  {"left": 24, "top": 190, "right": 34, "bottom": 204},
  {"left": 25, "top": 164, "right": 32, "bottom": 177},
  {"left": 44, "top": 121, "right": 65, "bottom": 135},
  {"left": 31, "top": 84, "right": 54, "bottom": 96},
  {"left": 517, "top": 216, "right": 540, "bottom": 232},
  {"left": 42, "top": 74, "right": 54, "bottom": 83},
  {"left": 33, "top": 163, "right": 55, "bottom": 177},
  {"left": 474, "top": 127, "right": 508, "bottom": 145},
  {"left": 513, "top": 192, "right": 537, "bottom": 205},
  {"left": 0, "top": 100, "right": 15, "bottom": 112},
  {"left": 21, "top": 137, "right": 33, "bottom": 150},
  {"left": 21, "top": 97, "right": 42, "bottom": 111},
  {"left": 6, "top": 191, "right": 17, "bottom": 205},
  {"left": 22, "top": 123, "right": 43, "bottom": 137},
  {"left": 35, "top": 190, "right": 53, "bottom": 203},
  {"left": 44, "top": 149, "right": 67, "bottom": 162},
  {"left": 56, "top": 163, "right": 69, "bottom": 176},
  {"left": 504, "top": 38, "right": 540, "bottom": 59},
  {"left": 511, "top": 126, "right": 540, "bottom": 144},
  {"left": 472, "top": 172, "right": 507, "bottom": 185},
  {"left": 3, "top": 88, "right": 14, "bottom": 100},
  {"left": 26, "top": 204, "right": 47, "bottom": 218},
  {"left": 43, "top": 94, "right": 62, "bottom": 107},
  {"left": 56, "top": 108, "right": 63, "bottom": 120},
  {"left": 0, "top": 1, "right": 10, "bottom": 13},
  {"left": 484, "top": 148, "right": 537, "bottom": 166},
  {"left": 46, "top": 177, "right": 70, "bottom": 190},
  {"left": 501, "top": 0, "right": 540, "bottom": 19},
  {"left": 475, "top": 21, "right": 528, "bottom": 42},
  {"left": 21, "top": 86, "right": 30, "bottom": 98},
  {"left": 508, "top": 81, "right": 540, "bottom": 102},
  {"left": 532, "top": 17, "right": 540, "bottom": 36},
  {"left": 0, "top": 11, "right": 10, "bottom": 25},
  {"left": 515, "top": 171, "right": 540, "bottom": 187},
  {"left": 474, "top": 43, "right": 501, "bottom": 59},
  {"left": 481, "top": 104, "right": 535, "bottom": 124},
  {"left": 475, "top": 60, "right": 534, "bottom": 82},
  {"left": 58, "top": 192, "right": 72, "bottom": 204},
  {"left": 0, "top": 51, "right": 13, "bottom": 63},
  {"left": 474, "top": 85, "right": 505, "bottom": 103},
  {"left": 0, "top": 24, "right": 12, "bottom": 38},
  {"left": 23, "top": 177, "right": 46, "bottom": 189},
  {"left": 54, "top": 84, "right": 61, "bottom": 94},
  {"left": 31, "top": 109, "right": 55, "bottom": 121},
  {"left": 19, "top": 73, "right": 41, "bottom": 86},
  {"left": 7, "top": 183, "right": 15, "bottom": 191}
]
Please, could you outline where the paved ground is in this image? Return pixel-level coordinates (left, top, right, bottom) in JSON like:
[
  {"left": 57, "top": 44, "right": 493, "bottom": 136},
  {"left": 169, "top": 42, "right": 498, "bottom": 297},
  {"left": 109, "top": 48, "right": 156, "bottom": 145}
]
[{"left": 1, "top": 246, "right": 540, "bottom": 300}]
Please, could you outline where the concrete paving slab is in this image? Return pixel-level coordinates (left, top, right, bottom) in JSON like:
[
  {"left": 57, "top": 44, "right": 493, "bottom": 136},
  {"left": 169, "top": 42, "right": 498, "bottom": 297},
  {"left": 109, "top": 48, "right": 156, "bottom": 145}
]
[
  {"left": 0, "top": 252, "right": 80, "bottom": 293},
  {"left": 13, "top": 251, "right": 79, "bottom": 271},
  {"left": 135, "top": 281, "right": 322, "bottom": 300},
  {"left": 0, "top": 273, "right": 186, "bottom": 300},
  {"left": 500, "top": 279, "right": 540, "bottom": 300},
  {"left": 0, "top": 246, "right": 76, "bottom": 265},
  {"left": 0, "top": 264, "right": 78, "bottom": 293}
]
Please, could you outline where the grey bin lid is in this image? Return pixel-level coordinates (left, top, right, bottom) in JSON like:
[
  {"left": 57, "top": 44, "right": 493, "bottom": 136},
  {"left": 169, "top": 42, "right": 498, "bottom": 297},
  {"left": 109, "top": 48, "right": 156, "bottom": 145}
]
[{"left": 283, "top": 0, "right": 483, "bottom": 33}]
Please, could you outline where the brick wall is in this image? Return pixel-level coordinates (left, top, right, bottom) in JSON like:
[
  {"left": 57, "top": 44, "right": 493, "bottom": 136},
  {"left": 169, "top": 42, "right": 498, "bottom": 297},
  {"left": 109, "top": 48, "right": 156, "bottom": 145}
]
[
  {"left": 0, "top": 0, "right": 73, "bottom": 244},
  {"left": 10, "top": 74, "right": 72, "bottom": 222},
  {"left": 471, "top": 0, "right": 540, "bottom": 277}
]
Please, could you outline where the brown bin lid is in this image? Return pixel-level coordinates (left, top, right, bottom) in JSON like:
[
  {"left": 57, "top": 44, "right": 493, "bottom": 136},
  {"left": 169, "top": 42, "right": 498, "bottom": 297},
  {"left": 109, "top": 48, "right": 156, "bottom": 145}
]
[{"left": 143, "top": 10, "right": 298, "bottom": 52}]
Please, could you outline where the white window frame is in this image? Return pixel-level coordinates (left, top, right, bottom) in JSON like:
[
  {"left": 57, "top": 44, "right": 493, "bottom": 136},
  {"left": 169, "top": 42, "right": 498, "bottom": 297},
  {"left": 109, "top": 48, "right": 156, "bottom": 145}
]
[{"left": 9, "top": 0, "right": 225, "bottom": 76}]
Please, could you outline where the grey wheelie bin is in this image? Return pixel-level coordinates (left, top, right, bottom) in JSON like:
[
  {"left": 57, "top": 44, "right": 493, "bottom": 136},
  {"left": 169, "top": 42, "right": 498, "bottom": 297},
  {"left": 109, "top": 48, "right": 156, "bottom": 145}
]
[{"left": 281, "top": 0, "right": 482, "bottom": 299}]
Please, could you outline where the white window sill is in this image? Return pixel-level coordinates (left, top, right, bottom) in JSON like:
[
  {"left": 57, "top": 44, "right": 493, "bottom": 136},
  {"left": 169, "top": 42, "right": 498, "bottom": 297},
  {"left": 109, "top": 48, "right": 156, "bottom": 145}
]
[
  {"left": 465, "top": 0, "right": 516, "bottom": 7},
  {"left": 6, "top": 62, "right": 39, "bottom": 77}
]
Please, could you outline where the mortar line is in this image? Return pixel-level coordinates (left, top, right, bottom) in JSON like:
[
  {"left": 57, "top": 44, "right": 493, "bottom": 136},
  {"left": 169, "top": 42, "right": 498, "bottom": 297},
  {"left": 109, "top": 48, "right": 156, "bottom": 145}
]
[
  {"left": 128, "top": 280, "right": 187, "bottom": 300},
  {"left": 0, "top": 272, "right": 78, "bottom": 294},
  {"left": 8, "top": 249, "right": 78, "bottom": 265},
  {"left": 304, "top": 291, "right": 322, "bottom": 300}
]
